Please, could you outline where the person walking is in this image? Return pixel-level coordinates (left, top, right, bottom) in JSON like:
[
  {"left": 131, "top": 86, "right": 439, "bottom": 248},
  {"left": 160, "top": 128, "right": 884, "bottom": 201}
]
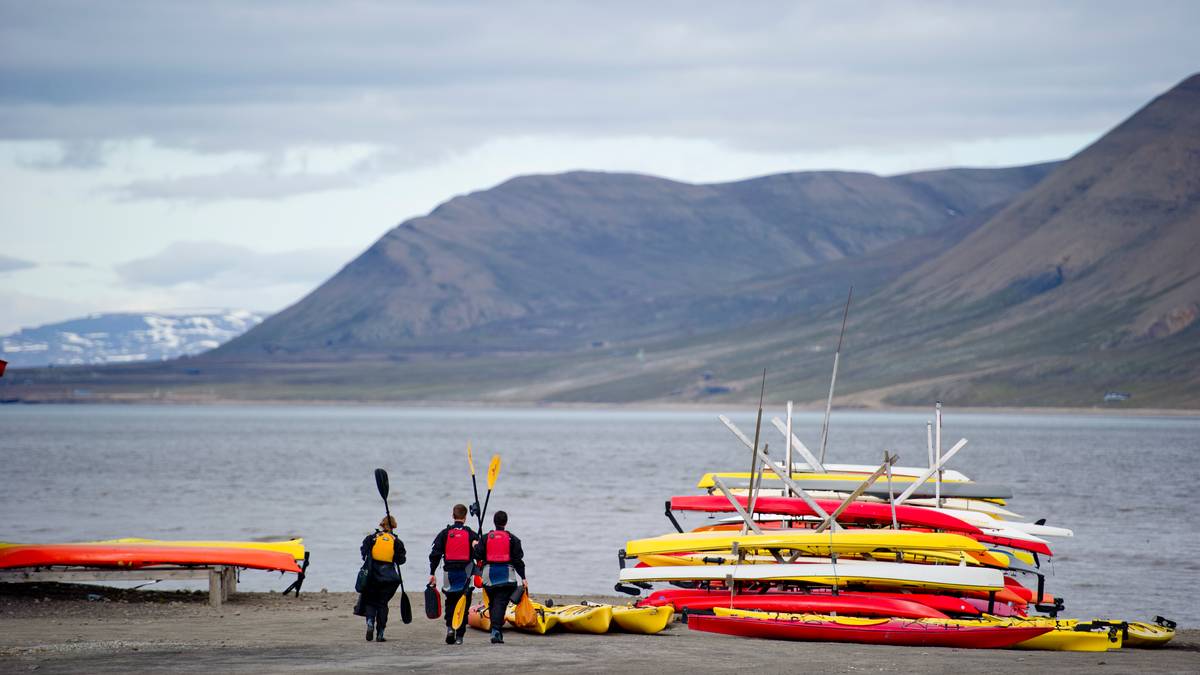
[
  {"left": 359, "top": 515, "right": 406, "bottom": 642},
  {"left": 474, "top": 510, "right": 526, "bottom": 644},
  {"left": 428, "top": 504, "right": 478, "bottom": 645}
]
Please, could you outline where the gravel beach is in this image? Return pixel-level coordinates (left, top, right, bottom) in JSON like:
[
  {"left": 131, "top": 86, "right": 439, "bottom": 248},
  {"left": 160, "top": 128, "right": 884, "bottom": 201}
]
[{"left": 1, "top": 584, "right": 1195, "bottom": 674}]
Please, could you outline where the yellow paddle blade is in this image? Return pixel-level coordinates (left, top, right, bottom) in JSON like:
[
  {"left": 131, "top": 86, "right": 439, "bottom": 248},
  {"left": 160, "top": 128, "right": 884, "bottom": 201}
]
[
  {"left": 487, "top": 455, "right": 502, "bottom": 490},
  {"left": 452, "top": 594, "right": 468, "bottom": 629},
  {"left": 467, "top": 442, "right": 476, "bottom": 476}
]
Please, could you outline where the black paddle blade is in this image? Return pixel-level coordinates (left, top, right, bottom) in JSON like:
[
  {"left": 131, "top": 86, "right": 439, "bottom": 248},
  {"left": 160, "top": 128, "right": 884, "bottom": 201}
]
[
  {"left": 374, "top": 468, "right": 390, "bottom": 500},
  {"left": 400, "top": 592, "right": 413, "bottom": 624}
]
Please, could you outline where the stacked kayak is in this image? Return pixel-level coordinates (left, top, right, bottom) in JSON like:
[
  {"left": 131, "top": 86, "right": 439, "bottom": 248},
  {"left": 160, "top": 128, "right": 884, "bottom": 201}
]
[
  {"left": 468, "top": 599, "right": 672, "bottom": 635},
  {"left": 612, "top": 404, "right": 1176, "bottom": 651},
  {"left": 0, "top": 538, "right": 305, "bottom": 573},
  {"left": 688, "top": 609, "right": 1051, "bottom": 649}
]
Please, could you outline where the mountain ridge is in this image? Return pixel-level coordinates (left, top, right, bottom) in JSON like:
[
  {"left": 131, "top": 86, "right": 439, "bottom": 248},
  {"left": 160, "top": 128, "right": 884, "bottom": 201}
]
[{"left": 216, "top": 162, "right": 1057, "bottom": 359}]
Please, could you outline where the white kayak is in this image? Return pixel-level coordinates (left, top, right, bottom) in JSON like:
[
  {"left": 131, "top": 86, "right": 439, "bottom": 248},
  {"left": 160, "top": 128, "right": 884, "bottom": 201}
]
[
  {"left": 620, "top": 561, "right": 1005, "bottom": 592},
  {"left": 780, "top": 462, "right": 971, "bottom": 483}
]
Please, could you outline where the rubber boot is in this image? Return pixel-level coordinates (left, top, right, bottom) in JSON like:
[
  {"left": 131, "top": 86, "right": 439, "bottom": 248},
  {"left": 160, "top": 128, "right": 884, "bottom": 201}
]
[
  {"left": 445, "top": 628, "right": 455, "bottom": 645},
  {"left": 376, "top": 627, "right": 386, "bottom": 643},
  {"left": 366, "top": 619, "right": 375, "bottom": 642},
  {"left": 490, "top": 628, "right": 504, "bottom": 644}
]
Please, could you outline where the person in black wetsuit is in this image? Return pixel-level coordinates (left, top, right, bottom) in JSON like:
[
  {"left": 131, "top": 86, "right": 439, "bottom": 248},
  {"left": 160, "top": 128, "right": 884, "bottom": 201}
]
[
  {"left": 359, "top": 515, "right": 406, "bottom": 642},
  {"left": 428, "top": 504, "right": 478, "bottom": 645},
  {"left": 474, "top": 510, "right": 526, "bottom": 644}
]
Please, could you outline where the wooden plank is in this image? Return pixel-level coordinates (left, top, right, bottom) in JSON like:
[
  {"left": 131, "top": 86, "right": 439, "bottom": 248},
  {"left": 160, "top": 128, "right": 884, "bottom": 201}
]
[
  {"left": 894, "top": 438, "right": 968, "bottom": 506},
  {"left": 813, "top": 453, "right": 896, "bottom": 533},
  {"left": 769, "top": 417, "right": 825, "bottom": 473}
]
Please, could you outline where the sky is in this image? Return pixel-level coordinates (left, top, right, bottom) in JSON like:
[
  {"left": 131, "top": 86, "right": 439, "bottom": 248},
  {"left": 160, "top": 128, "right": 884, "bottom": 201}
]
[{"left": 2, "top": 1, "right": 1199, "bottom": 334}]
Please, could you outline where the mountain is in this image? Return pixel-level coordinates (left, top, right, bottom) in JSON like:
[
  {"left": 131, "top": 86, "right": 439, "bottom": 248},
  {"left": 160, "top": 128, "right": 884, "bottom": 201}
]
[
  {"left": 7, "top": 75, "right": 1197, "bottom": 408},
  {"left": 216, "top": 164, "right": 1055, "bottom": 358},
  {"left": 1, "top": 310, "right": 266, "bottom": 368},
  {"left": 902, "top": 73, "right": 1200, "bottom": 337}
]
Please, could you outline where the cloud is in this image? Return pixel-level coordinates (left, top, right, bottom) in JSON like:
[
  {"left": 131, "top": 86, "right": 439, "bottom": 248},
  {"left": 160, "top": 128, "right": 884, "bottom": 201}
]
[
  {"left": 1, "top": 2, "right": 1196, "bottom": 166},
  {"left": 114, "top": 241, "right": 354, "bottom": 288},
  {"left": 0, "top": 254, "right": 36, "bottom": 273},
  {"left": 113, "top": 166, "right": 370, "bottom": 202},
  {"left": 20, "top": 140, "right": 111, "bottom": 170}
]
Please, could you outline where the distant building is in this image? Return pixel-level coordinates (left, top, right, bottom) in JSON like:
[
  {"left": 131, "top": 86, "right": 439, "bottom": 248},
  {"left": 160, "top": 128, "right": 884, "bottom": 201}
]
[{"left": 1104, "top": 391, "right": 1131, "bottom": 402}]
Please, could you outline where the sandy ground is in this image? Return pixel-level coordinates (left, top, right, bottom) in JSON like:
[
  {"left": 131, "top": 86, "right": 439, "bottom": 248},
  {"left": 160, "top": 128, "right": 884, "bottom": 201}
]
[{"left": 1, "top": 584, "right": 1196, "bottom": 674}]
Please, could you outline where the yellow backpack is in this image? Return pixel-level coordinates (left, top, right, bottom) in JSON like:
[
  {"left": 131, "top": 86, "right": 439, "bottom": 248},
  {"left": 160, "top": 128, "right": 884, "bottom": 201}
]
[{"left": 371, "top": 532, "right": 395, "bottom": 562}]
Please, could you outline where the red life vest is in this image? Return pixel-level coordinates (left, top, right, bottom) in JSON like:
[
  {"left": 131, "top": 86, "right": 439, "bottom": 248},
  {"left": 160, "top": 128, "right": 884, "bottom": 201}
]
[
  {"left": 486, "top": 530, "right": 511, "bottom": 563},
  {"left": 445, "top": 526, "right": 471, "bottom": 562}
]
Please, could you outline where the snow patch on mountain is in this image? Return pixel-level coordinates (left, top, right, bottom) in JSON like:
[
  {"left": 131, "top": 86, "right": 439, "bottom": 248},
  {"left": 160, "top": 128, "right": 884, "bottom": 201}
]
[{"left": 1, "top": 310, "right": 267, "bottom": 368}]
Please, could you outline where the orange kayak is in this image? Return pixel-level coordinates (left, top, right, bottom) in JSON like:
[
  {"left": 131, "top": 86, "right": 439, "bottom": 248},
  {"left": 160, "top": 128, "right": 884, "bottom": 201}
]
[{"left": 0, "top": 543, "right": 302, "bottom": 573}]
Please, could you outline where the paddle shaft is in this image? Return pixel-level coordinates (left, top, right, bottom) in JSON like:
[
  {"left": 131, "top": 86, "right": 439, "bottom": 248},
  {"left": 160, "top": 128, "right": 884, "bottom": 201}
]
[
  {"left": 468, "top": 445, "right": 484, "bottom": 532},
  {"left": 819, "top": 286, "right": 853, "bottom": 465}
]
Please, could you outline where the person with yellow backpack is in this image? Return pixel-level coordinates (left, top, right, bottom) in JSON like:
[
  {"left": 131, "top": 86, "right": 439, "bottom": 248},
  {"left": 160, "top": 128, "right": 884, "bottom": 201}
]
[{"left": 358, "top": 515, "right": 407, "bottom": 642}]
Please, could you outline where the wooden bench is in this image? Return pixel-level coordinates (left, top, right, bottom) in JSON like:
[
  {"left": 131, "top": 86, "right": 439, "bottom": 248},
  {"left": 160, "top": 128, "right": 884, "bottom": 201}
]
[{"left": 0, "top": 565, "right": 239, "bottom": 607}]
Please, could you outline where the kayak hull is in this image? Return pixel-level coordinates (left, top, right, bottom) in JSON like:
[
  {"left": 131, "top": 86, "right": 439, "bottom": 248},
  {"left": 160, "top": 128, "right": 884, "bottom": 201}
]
[
  {"left": 0, "top": 544, "right": 301, "bottom": 573},
  {"left": 611, "top": 605, "right": 673, "bottom": 634},
  {"left": 688, "top": 613, "right": 1049, "bottom": 648},
  {"left": 671, "top": 495, "right": 982, "bottom": 535},
  {"left": 637, "top": 589, "right": 949, "bottom": 619}
]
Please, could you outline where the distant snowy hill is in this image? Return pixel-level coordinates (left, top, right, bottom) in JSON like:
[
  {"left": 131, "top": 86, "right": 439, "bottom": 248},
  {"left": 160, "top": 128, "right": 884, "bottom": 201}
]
[{"left": 1, "top": 310, "right": 266, "bottom": 368}]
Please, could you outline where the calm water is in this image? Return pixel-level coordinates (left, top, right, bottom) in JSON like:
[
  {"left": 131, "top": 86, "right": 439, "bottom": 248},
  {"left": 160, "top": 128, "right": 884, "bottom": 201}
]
[{"left": 2, "top": 405, "right": 1198, "bottom": 624}]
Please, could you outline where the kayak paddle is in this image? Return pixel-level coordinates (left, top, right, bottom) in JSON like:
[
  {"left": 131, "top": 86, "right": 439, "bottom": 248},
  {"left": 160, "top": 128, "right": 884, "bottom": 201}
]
[
  {"left": 373, "top": 467, "right": 412, "bottom": 624},
  {"left": 467, "top": 443, "right": 483, "bottom": 531},
  {"left": 452, "top": 593, "right": 468, "bottom": 630},
  {"left": 374, "top": 468, "right": 391, "bottom": 521},
  {"left": 479, "top": 454, "right": 502, "bottom": 524}
]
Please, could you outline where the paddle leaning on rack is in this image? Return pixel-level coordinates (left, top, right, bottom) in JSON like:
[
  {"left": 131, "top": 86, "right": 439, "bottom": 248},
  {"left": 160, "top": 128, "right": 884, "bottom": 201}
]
[{"left": 374, "top": 468, "right": 412, "bottom": 625}]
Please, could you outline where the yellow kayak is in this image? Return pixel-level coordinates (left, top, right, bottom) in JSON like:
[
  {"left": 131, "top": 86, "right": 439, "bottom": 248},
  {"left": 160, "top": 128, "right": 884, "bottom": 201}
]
[
  {"left": 1124, "top": 620, "right": 1175, "bottom": 648},
  {"left": 698, "top": 472, "right": 969, "bottom": 486},
  {"left": 94, "top": 538, "right": 306, "bottom": 561},
  {"left": 0, "top": 538, "right": 306, "bottom": 561},
  {"left": 610, "top": 604, "right": 673, "bottom": 634},
  {"left": 715, "top": 609, "right": 1123, "bottom": 652},
  {"left": 544, "top": 603, "right": 613, "bottom": 634},
  {"left": 638, "top": 549, "right": 1002, "bottom": 568},
  {"left": 625, "top": 530, "right": 985, "bottom": 557}
]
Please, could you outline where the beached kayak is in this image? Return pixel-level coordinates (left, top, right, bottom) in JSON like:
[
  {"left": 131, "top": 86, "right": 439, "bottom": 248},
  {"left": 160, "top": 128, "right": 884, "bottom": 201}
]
[
  {"left": 625, "top": 530, "right": 986, "bottom": 558},
  {"left": 90, "top": 538, "right": 305, "bottom": 560},
  {"left": 697, "top": 473, "right": 1014, "bottom": 500},
  {"left": 689, "top": 608, "right": 1050, "bottom": 648},
  {"left": 1124, "top": 619, "right": 1176, "bottom": 648},
  {"left": 620, "top": 560, "right": 1006, "bottom": 592},
  {"left": 636, "top": 588, "right": 949, "bottom": 619},
  {"left": 610, "top": 604, "right": 674, "bottom": 634},
  {"left": 0, "top": 543, "right": 302, "bottom": 573},
  {"left": 670, "top": 495, "right": 983, "bottom": 535},
  {"left": 544, "top": 603, "right": 614, "bottom": 634},
  {"left": 470, "top": 601, "right": 670, "bottom": 635}
]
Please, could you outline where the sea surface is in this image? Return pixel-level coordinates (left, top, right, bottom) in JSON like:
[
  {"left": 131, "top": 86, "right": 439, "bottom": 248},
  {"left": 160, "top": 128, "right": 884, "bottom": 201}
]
[{"left": 2, "top": 405, "right": 1198, "bottom": 624}]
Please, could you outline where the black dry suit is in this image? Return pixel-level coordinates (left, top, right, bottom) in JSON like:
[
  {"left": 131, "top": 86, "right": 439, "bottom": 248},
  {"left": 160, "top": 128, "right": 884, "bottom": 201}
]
[
  {"left": 429, "top": 522, "right": 478, "bottom": 638},
  {"left": 359, "top": 530, "right": 406, "bottom": 632}
]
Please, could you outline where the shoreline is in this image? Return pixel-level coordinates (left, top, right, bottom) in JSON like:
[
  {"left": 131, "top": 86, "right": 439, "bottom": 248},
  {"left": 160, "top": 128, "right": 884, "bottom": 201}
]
[
  {"left": 4, "top": 396, "right": 1197, "bottom": 418},
  {"left": 2, "top": 585, "right": 1196, "bottom": 674}
]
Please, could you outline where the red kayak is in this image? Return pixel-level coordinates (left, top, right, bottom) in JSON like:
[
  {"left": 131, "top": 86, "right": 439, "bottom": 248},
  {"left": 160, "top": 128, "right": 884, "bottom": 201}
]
[
  {"left": 671, "top": 495, "right": 983, "bottom": 535},
  {"left": 0, "top": 544, "right": 302, "bottom": 573},
  {"left": 637, "top": 589, "right": 949, "bottom": 619},
  {"left": 688, "top": 613, "right": 1051, "bottom": 648}
]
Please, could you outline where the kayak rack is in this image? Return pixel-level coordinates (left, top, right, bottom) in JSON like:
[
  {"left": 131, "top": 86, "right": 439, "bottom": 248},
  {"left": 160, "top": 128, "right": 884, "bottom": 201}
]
[{"left": 0, "top": 565, "right": 241, "bottom": 607}]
